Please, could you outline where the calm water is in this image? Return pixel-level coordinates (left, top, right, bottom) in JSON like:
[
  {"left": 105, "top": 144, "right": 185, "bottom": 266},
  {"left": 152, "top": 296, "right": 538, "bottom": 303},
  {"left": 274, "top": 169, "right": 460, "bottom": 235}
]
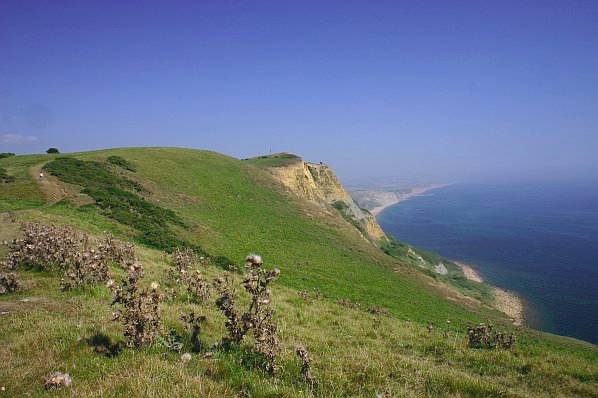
[{"left": 378, "top": 182, "right": 598, "bottom": 344}]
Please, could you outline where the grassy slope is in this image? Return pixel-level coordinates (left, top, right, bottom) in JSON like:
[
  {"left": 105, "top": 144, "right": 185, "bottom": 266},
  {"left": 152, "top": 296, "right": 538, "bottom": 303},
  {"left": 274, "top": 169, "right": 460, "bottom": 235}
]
[{"left": 0, "top": 148, "right": 596, "bottom": 397}]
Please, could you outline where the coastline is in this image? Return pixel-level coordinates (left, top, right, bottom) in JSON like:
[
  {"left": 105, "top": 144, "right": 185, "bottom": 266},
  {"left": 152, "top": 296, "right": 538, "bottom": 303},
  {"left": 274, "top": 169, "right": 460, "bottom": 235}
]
[
  {"left": 456, "top": 262, "right": 525, "bottom": 326},
  {"left": 370, "top": 183, "right": 450, "bottom": 216}
]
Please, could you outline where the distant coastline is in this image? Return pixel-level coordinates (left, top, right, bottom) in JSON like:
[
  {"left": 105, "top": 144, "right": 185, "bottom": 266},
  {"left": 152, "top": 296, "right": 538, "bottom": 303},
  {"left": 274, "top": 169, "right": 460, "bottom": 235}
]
[
  {"left": 370, "top": 183, "right": 450, "bottom": 216},
  {"left": 456, "top": 262, "right": 525, "bottom": 326}
]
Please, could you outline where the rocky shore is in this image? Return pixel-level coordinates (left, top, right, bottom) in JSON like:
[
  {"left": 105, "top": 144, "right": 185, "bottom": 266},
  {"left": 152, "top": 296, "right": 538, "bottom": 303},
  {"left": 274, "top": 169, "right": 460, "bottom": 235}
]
[{"left": 456, "top": 262, "right": 524, "bottom": 326}]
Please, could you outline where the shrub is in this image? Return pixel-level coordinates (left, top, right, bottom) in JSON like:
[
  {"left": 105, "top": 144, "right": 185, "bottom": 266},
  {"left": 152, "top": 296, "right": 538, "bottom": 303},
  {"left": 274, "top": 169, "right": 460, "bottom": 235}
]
[
  {"left": 0, "top": 152, "right": 15, "bottom": 159},
  {"left": 109, "top": 264, "right": 163, "bottom": 348},
  {"left": 106, "top": 155, "right": 136, "bottom": 172},
  {"left": 5, "top": 223, "right": 112, "bottom": 291},
  {"left": 0, "top": 270, "right": 19, "bottom": 294},
  {"left": 98, "top": 233, "right": 136, "bottom": 268},
  {"left": 43, "top": 157, "right": 200, "bottom": 253},
  {"left": 4, "top": 223, "right": 83, "bottom": 271},
  {"left": 171, "top": 247, "right": 198, "bottom": 272},
  {"left": 60, "top": 248, "right": 109, "bottom": 291},
  {"left": 296, "top": 345, "right": 317, "bottom": 390},
  {"left": 214, "top": 254, "right": 281, "bottom": 374},
  {"left": 185, "top": 270, "right": 211, "bottom": 303},
  {"left": 46, "top": 147, "right": 60, "bottom": 154},
  {"left": 214, "top": 273, "right": 246, "bottom": 344},
  {"left": 467, "top": 323, "right": 515, "bottom": 350},
  {"left": 167, "top": 248, "right": 211, "bottom": 303},
  {"left": 0, "top": 167, "right": 15, "bottom": 183}
]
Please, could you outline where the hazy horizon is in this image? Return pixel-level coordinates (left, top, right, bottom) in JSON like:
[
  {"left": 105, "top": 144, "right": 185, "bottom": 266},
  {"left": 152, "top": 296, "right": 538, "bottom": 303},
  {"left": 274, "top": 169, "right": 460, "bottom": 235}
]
[{"left": 2, "top": 1, "right": 597, "bottom": 184}]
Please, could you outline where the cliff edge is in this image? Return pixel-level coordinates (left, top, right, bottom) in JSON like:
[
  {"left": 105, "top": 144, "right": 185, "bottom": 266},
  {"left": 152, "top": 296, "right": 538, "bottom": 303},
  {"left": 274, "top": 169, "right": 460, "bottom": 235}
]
[{"left": 246, "top": 153, "right": 387, "bottom": 243}]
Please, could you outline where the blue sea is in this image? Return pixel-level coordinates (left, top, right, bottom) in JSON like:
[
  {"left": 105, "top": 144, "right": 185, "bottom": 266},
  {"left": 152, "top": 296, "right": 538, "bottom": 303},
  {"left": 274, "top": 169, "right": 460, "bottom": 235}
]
[{"left": 378, "top": 182, "right": 598, "bottom": 344}]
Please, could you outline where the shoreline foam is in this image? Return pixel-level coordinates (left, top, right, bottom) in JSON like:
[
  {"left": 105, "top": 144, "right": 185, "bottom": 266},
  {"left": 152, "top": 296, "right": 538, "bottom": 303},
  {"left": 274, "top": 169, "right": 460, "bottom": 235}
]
[{"left": 456, "top": 262, "right": 524, "bottom": 326}]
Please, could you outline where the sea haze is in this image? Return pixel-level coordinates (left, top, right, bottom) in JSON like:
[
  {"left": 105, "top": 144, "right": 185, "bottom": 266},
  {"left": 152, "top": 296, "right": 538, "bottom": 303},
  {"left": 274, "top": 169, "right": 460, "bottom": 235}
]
[{"left": 378, "top": 182, "right": 598, "bottom": 344}]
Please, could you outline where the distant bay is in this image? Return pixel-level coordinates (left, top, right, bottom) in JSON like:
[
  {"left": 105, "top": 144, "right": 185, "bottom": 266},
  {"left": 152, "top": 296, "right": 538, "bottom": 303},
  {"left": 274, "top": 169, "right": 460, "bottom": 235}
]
[{"left": 378, "top": 182, "right": 598, "bottom": 344}]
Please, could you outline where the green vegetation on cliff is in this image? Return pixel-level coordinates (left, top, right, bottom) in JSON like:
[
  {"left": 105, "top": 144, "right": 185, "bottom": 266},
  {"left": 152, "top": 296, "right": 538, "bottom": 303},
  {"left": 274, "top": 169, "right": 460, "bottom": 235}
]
[{"left": 0, "top": 148, "right": 596, "bottom": 397}]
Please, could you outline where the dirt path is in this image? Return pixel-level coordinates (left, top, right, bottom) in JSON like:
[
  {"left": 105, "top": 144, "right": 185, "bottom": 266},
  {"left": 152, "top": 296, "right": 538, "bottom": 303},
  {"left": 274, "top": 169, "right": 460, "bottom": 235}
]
[
  {"left": 27, "top": 163, "right": 93, "bottom": 207},
  {"left": 28, "top": 163, "right": 68, "bottom": 204}
]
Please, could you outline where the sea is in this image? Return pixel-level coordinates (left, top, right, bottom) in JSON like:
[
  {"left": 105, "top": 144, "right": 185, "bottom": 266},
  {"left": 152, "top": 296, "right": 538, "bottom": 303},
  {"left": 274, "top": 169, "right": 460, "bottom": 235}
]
[{"left": 378, "top": 181, "right": 598, "bottom": 344}]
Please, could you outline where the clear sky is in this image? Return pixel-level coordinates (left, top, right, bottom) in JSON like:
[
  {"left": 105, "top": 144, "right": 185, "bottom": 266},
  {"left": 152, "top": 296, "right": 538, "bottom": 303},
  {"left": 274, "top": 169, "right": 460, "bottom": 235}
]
[{"left": 1, "top": 1, "right": 597, "bottom": 185}]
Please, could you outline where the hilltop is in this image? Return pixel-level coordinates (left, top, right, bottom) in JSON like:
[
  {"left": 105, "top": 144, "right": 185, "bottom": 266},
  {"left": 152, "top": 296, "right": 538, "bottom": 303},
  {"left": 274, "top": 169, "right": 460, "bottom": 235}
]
[{"left": 0, "top": 147, "right": 596, "bottom": 397}]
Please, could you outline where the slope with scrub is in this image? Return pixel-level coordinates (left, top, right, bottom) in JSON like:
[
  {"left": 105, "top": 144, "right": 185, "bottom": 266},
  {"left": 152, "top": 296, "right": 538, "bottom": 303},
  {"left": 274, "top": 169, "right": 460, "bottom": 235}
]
[{"left": 0, "top": 147, "right": 596, "bottom": 397}]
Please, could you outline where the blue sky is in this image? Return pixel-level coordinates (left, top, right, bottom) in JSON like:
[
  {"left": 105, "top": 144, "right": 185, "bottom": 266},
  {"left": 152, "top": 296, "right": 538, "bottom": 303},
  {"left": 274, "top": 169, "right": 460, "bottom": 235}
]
[{"left": 1, "top": 1, "right": 597, "bottom": 184}]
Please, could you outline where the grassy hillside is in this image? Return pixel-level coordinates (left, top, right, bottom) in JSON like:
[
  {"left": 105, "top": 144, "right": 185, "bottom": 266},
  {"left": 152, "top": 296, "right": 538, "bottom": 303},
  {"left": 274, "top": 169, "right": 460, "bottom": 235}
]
[{"left": 1, "top": 147, "right": 596, "bottom": 397}]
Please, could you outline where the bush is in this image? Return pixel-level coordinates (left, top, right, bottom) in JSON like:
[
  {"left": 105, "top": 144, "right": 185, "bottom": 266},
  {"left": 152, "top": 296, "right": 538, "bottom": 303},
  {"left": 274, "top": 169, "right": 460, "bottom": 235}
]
[
  {"left": 166, "top": 248, "right": 211, "bottom": 303},
  {"left": 43, "top": 157, "right": 201, "bottom": 253},
  {"left": 5, "top": 222, "right": 116, "bottom": 291},
  {"left": 0, "top": 167, "right": 15, "bottom": 183},
  {"left": 296, "top": 345, "right": 317, "bottom": 390},
  {"left": 109, "top": 264, "right": 163, "bottom": 348},
  {"left": 106, "top": 155, "right": 136, "bottom": 172},
  {"left": 0, "top": 270, "right": 19, "bottom": 294},
  {"left": 0, "top": 152, "right": 15, "bottom": 159},
  {"left": 467, "top": 323, "right": 515, "bottom": 350},
  {"left": 4, "top": 222, "right": 83, "bottom": 271},
  {"left": 98, "top": 233, "right": 136, "bottom": 268},
  {"left": 60, "top": 248, "right": 109, "bottom": 291},
  {"left": 46, "top": 147, "right": 60, "bottom": 154},
  {"left": 214, "top": 254, "right": 281, "bottom": 373}
]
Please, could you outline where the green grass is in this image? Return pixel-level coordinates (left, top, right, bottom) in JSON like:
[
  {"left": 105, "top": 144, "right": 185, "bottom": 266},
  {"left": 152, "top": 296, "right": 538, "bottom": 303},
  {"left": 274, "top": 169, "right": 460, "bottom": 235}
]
[
  {"left": 244, "top": 152, "right": 302, "bottom": 167},
  {"left": 106, "top": 155, "right": 137, "bottom": 172},
  {"left": 0, "top": 147, "right": 596, "bottom": 397},
  {"left": 42, "top": 157, "right": 197, "bottom": 253},
  {"left": 381, "top": 238, "right": 494, "bottom": 303},
  {"left": 0, "top": 154, "right": 47, "bottom": 211}
]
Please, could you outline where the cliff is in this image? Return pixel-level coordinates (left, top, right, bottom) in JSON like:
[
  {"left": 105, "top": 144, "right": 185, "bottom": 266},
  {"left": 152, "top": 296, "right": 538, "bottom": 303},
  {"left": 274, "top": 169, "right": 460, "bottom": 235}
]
[{"left": 249, "top": 153, "right": 387, "bottom": 243}]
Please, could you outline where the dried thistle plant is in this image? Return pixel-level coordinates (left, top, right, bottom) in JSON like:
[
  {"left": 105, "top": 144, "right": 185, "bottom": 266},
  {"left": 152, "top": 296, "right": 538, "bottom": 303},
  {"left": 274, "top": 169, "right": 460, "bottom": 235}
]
[
  {"left": 214, "top": 273, "right": 247, "bottom": 344},
  {"left": 467, "top": 323, "right": 515, "bottom": 350},
  {"left": 109, "top": 264, "right": 163, "bottom": 348},
  {"left": 494, "top": 331, "right": 516, "bottom": 350},
  {"left": 297, "top": 290, "right": 311, "bottom": 302},
  {"left": 185, "top": 269, "right": 211, "bottom": 302},
  {"left": 214, "top": 254, "right": 281, "bottom": 373},
  {"left": 5, "top": 223, "right": 113, "bottom": 291},
  {"left": 243, "top": 254, "right": 281, "bottom": 373},
  {"left": 171, "top": 248, "right": 198, "bottom": 273},
  {"left": 296, "top": 345, "right": 316, "bottom": 390},
  {"left": 5, "top": 223, "right": 83, "bottom": 271},
  {"left": 60, "top": 248, "right": 109, "bottom": 291},
  {"left": 180, "top": 311, "right": 207, "bottom": 352},
  {"left": 98, "top": 233, "right": 136, "bottom": 268},
  {"left": 0, "top": 269, "right": 19, "bottom": 294},
  {"left": 166, "top": 248, "right": 211, "bottom": 303},
  {"left": 368, "top": 306, "right": 389, "bottom": 316}
]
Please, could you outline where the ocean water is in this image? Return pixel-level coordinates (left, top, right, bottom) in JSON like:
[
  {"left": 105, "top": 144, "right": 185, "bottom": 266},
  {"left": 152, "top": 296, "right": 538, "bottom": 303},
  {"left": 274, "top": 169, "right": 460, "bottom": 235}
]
[{"left": 378, "top": 182, "right": 598, "bottom": 344}]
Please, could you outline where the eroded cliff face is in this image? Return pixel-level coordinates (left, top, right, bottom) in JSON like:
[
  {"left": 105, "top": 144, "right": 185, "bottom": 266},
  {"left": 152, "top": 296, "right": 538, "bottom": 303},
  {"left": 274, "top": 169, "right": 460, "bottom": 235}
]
[{"left": 264, "top": 157, "right": 387, "bottom": 243}]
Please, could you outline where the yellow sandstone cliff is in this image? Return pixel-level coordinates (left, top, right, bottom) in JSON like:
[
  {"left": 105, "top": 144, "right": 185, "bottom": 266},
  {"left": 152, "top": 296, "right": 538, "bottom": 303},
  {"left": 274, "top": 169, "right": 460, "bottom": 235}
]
[{"left": 260, "top": 155, "right": 387, "bottom": 244}]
